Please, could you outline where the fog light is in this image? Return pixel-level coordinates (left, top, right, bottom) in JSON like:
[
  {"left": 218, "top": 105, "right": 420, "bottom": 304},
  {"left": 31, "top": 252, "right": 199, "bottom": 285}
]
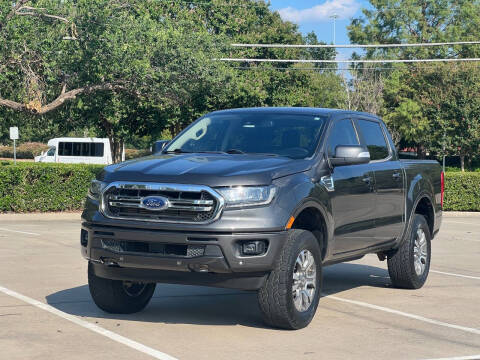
[
  {"left": 241, "top": 241, "right": 267, "bottom": 256},
  {"left": 80, "top": 229, "right": 89, "bottom": 247}
]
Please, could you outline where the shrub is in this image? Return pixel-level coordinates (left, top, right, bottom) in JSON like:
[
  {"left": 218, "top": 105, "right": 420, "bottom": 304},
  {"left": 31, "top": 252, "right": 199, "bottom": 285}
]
[
  {"left": 0, "top": 162, "right": 103, "bottom": 212},
  {"left": 125, "top": 148, "right": 152, "bottom": 160},
  {"left": 444, "top": 172, "right": 480, "bottom": 211},
  {"left": 0, "top": 142, "right": 49, "bottom": 159}
]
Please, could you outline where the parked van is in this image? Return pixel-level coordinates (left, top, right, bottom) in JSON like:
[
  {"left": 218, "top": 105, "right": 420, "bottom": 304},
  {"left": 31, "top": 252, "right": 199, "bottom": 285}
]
[{"left": 34, "top": 138, "right": 113, "bottom": 165}]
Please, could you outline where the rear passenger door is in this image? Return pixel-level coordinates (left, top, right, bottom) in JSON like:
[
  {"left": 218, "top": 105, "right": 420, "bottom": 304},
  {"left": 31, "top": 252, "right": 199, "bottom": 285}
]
[
  {"left": 355, "top": 118, "right": 405, "bottom": 242},
  {"left": 326, "top": 118, "right": 377, "bottom": 254}
]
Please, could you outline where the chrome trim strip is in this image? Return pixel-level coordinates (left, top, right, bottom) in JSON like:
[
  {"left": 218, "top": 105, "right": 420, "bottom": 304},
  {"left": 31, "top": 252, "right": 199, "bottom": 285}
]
[{"left": 100, "top": 182, "right": 225, "bottom": 224}]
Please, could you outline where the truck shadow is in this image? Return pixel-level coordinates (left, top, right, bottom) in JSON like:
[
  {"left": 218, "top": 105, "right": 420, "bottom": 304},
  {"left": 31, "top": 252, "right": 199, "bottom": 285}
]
[{"left": 45, "top": 262, "right": 391, "bottom": 328}]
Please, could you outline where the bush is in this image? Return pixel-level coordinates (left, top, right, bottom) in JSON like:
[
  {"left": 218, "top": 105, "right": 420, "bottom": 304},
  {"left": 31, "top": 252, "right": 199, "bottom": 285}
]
[
  {"left": 0, "top": 162, "right": 103, "bottom": 212},
  {"left": 0, "top": 142, "right": 49, "bottom": 159},
  {"left": 125, "top": 148, "right": 152, "bottom": 160},
  {"left": 444, "top": 172, "right": 480, "bottom": 211}
]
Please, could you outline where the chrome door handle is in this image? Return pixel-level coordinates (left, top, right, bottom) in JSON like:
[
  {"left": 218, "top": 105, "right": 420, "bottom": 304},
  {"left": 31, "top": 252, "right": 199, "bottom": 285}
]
[
  {"left": 392, "top": 172, "right": 401, "bottom": 180},
  {"left": 362, "top": 176, "right": 371, "bottom": 184}
]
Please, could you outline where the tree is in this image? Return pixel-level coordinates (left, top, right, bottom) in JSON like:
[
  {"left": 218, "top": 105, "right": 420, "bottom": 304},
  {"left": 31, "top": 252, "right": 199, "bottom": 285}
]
[{"left": 348, "top": 0, "right": 480, "bottom": 165}]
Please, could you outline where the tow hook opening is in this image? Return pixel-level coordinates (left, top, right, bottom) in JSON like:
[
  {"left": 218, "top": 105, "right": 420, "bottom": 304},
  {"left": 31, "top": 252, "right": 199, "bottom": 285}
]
[{"left": 100, "top": 257, "right": 120, "bottom": 267}]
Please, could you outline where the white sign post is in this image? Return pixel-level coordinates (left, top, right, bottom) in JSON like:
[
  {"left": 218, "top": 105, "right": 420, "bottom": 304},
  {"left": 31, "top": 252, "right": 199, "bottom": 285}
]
[{"left": 9, "top": 127, "right": 19, "bottom": 165}]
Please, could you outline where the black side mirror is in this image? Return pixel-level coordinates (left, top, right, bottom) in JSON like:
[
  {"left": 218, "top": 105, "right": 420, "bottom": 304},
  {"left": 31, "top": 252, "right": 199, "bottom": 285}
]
[
  {"left": 330, "top": 145, "right": 370, "bottom": 166},
  {"left": 152, "top": 140, "right": 170, "bottom": 154}
]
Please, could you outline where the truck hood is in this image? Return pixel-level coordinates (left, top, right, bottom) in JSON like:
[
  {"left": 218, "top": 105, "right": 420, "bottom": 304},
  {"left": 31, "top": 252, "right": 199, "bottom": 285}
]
[{"left": 101, "top": 153, "right": 312, "bottom": 187}]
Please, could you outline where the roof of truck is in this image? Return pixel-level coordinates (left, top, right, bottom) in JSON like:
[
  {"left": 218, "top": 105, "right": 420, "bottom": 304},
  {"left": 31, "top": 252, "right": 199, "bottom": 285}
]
[{"left": 208, "top": 107, "right": 379, "bottom": 118}]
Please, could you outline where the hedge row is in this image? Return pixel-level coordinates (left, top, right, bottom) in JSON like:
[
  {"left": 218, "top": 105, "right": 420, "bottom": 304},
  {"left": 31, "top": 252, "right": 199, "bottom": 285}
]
[
  {"left": 0, "top": 162, "right": 479, "bottom": 212},
  {"left": 0, "top": 162, "right": 103, "bottom": 212},
  {"left": 0, "top": 142, "right": 49, "bottom": 159},
  {"left": 444, "top": 172, "right": 480, "bottom": 211}
]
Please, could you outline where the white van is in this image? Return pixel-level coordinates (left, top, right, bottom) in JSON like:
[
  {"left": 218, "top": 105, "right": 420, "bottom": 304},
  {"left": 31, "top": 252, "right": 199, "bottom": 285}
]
[{"left": 34, "top": 138, "right": 113, "bottom": 165}]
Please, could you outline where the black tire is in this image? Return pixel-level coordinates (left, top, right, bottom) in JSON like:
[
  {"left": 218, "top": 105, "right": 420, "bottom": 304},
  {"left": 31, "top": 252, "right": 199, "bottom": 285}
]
[
  {"left": 388, "top": 214, "right": 431, "bottom": 289},
  {"left": 88, "top": 262, "right": 156, "bottom": 314},
  {"left": 258, "top": 229, "right": 322, "bottom": 330}
]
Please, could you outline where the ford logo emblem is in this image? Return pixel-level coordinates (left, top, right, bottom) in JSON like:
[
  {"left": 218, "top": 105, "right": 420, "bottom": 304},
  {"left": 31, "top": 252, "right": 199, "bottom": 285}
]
[{"left": 141, "top": 196, "right": 169, "bottom": 211}]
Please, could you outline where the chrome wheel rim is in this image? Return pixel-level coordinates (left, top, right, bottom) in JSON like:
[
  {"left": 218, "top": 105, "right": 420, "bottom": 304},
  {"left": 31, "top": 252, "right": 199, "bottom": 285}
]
[
  {"left": 413, "top": 228, "right": 428, "bottom": 276},
  {"left": 122, "top": 281, "right": 147, "bottom": 297},
  {"left": 292, "top": 249, "right": 317, "bottom": 312}
]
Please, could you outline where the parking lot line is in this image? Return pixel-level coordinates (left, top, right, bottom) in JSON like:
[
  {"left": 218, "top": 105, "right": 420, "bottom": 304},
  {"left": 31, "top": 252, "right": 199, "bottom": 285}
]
[
  {"left": 431, "top": 270, "right": 480, "bottom": 280},
  {"left": 0, "top": 227, "right": 40, "bottom": 236},
  {"left": 422, "top": 355, "right": 480, "bottom": 360},
  {"left": 325, "top": 295, "right": 480, "bottom": 336},
  {"left": 0, "top": 285, "right": 178, "bottom": 360}
]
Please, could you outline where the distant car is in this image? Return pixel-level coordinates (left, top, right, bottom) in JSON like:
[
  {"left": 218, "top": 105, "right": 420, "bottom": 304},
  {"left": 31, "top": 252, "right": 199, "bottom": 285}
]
[{"left": 35, "top": 138, "right": 113, "bottom": 165}]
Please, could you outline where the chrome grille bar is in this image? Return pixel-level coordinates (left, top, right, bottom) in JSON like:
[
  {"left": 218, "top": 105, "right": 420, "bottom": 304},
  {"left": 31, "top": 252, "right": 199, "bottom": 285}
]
[{"left": 100, "top": 182, "right": 225, "bottom": 224}]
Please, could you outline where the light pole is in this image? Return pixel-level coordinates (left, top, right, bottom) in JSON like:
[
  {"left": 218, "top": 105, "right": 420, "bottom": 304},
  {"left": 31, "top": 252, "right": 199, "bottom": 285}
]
[{"left": 330, "top": 13, "right": 339, "bottom": 44}]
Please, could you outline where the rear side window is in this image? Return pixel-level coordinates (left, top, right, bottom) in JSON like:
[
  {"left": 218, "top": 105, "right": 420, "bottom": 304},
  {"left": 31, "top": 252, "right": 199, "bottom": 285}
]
[
  {"left": 327, "top": 119, "right": 359, "bottom": 157},
  {"left": 356, "top": 120, "right": 390, "bottom": 161}
]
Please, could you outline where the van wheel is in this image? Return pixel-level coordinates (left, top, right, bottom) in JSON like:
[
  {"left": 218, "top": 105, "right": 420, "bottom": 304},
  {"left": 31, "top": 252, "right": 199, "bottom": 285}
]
[
  {"left": 88, "top": 262, "right": 156, "bottom": 314},
  {"left": 388, "top": 214, "right": 431, "bottom": 289},
  {"left": 258, "top": 229, "right": 322, "bottom": 330}
]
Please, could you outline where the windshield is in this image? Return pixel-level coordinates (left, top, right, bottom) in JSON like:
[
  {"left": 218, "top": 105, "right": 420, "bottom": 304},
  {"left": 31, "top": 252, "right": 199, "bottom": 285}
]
[{"left": 165, "top": 113, "right": 327, "bottom": 159}]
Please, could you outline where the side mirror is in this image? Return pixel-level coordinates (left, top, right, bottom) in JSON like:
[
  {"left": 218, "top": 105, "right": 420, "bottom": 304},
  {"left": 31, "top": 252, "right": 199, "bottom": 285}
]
[
  {"left": 330, "top": 145, "right": 370, "bottom": 166},
  {"left": 152, "top": 140, "right": 170, "bottom": 154}
]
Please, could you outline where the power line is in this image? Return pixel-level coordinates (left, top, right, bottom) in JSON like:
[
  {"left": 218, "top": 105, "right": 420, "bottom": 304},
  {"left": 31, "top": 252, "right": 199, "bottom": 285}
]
[
  {"left": 231, "top": 41, "right": 480, "bottom": 49},
  {"left": 218, "top": 58, "right": 480, "bottom": 64}
]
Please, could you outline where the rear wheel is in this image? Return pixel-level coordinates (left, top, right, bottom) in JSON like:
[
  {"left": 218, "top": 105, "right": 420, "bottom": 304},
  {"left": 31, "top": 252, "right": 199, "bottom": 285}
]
[
  {"left": 388, "top": 214, "right": 431, "bottom": 289},
  {"left": 258, "top": 229, "right": 322, "bottom": 330},
  {"left": 88, "top": 262, "right": 156, "bottom": 314}
]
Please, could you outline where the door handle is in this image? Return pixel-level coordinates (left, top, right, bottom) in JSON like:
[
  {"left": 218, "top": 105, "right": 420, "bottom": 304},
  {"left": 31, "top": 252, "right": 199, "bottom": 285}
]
[
  {"left": 362, "top": 176, "right": 371, "bottom": 184},
  {"left": 392, "top": 171, "right": 401, "bottom": 180}
]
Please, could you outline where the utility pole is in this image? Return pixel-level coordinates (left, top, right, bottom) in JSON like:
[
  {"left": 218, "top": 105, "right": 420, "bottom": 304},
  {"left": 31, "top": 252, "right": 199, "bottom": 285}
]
[{"left": 330, "top": 13, "right": 339, "bottom": 45}]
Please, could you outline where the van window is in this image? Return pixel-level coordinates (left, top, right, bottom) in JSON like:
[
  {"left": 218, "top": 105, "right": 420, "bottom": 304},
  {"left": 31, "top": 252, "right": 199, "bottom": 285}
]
[
  {"left": 47, "top": 147, "right": 56, "bottom": 156},
  {"left": 58, "top": 142, "right": 104, "bottom": 157}
]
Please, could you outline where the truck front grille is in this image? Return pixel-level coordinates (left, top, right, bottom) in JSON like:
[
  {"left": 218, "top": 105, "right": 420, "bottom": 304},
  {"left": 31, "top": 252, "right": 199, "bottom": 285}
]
[{"left": 100, "top": 182, "right": 224, "bottom": 224}]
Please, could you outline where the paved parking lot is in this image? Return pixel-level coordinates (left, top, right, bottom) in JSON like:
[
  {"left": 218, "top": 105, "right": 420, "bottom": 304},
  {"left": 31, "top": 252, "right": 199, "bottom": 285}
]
[{"left": 0, "top": 212, "right": 478, "bottom": 360}]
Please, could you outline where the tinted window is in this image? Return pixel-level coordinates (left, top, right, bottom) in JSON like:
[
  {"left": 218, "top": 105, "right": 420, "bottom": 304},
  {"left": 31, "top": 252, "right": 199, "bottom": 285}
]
[
  {"left": 356, "top": 120, "right": 389, "bottom": 160},
  {"left": 91, "top": 143, "right": 104, "bottom": 157},
  {"left": 166, "top": 114, "right": 327, "bottom": 159},
  {"left": 47, "top": 147, "right": 55, "bottom": 156},
  {"left": 58, "top": 142, "right": 72, "bottom": 156},
  {"left": 58, "top": 142, "right": 104, "bottom": 157},
  {"left": 327, "top": 119, "right": 359, "bottom": 157}
]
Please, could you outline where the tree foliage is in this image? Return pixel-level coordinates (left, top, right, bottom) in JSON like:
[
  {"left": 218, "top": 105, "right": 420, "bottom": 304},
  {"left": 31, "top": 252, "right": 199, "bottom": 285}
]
[{"left": 1, "top": 0, "right": 347, "bottom": 162}]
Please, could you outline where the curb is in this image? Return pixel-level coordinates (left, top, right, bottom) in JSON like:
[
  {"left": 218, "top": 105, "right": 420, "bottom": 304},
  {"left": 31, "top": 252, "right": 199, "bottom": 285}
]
[{"left": 443, "top": 211, "right": 480, "bottom": 217}]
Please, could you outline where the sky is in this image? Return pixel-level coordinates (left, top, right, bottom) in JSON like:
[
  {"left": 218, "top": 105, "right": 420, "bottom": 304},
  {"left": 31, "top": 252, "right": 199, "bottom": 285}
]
[{"left": 269, "top": 0, "right": 372, "bottom": 61}]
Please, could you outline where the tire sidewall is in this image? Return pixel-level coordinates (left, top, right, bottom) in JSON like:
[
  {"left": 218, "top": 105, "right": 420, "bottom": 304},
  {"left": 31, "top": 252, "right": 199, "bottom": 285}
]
[{"left": 285, "top": 231, "right": 322, "bottom": 328}]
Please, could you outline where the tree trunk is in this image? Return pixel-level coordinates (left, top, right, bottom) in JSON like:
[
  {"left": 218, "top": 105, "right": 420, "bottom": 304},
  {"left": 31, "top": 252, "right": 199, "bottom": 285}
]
[
  {"left": 109, "top": 137, "right": 124, "bottom": 163},
  {"left": 460, "top": 154, "right": 465, "bottom": 172}
]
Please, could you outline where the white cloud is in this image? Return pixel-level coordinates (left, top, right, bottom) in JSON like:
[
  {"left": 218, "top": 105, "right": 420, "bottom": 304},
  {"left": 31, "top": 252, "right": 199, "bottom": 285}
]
[{"left": 278, "top": 0, "right": 360, "bottom": 24}]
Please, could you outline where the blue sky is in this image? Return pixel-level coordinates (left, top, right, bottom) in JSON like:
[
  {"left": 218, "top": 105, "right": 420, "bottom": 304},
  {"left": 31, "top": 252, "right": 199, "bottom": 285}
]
[{"left": 269, "top": 0, "right": 371, "bottom": 60}]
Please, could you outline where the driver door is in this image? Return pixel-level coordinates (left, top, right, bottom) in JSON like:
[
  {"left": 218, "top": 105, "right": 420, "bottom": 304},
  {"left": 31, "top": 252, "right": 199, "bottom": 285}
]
[{"left": 326, "top": 118, "right": 377, "bottom": 254}]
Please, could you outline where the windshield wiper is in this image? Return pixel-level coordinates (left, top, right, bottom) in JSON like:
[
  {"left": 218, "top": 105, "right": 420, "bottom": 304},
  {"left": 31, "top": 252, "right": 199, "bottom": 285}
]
[
  {"left": 164, "top": 149, "right": 192, "bottom": 154},
  {"left": 225, "top": 149, "right": 245, "bottom": 154}
]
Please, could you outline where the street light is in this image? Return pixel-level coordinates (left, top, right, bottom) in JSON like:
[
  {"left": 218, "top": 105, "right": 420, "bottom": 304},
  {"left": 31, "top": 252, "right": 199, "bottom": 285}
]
[{"left": 330, "top": 13, "right": 339, "bottom": 45}]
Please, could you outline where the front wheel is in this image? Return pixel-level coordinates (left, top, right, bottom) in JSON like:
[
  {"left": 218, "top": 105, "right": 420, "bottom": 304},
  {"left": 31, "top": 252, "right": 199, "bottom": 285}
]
[
  {"left": 387, "top": 214, "right": 431, "bottom": 289},
  {"left": 88, "top": 262, "right": 156, "bottom": 314},
  {"left": 258, "top": 229, "right": 322, "bottom": 330}
]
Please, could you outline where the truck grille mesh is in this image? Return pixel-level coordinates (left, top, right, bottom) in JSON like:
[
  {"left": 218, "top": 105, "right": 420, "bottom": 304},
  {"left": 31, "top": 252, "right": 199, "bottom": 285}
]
[{"left": 102, "top": 184, "right": 221, "bottom": 223}]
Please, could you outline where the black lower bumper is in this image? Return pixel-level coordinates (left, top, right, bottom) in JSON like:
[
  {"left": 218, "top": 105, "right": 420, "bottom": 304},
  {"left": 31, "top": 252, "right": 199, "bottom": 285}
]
[{"left": 82, "top": 223, "right": 288, "bottom": 290}]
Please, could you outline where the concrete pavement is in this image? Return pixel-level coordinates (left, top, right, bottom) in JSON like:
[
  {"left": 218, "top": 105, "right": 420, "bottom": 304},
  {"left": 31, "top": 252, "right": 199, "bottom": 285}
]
[{"left": 0, "top": 213, "right": 478, "bottom": 360}]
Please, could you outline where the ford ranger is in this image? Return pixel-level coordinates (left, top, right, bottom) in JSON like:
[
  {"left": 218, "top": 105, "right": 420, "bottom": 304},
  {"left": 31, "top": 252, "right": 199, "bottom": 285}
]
[{"left": 81, "top": 107, "right": 443, "bottom": 329}]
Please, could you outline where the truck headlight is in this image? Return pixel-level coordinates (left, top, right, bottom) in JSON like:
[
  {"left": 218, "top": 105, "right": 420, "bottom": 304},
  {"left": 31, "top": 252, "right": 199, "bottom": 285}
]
[
  {"left": 88, "top": 180, "right": 107, "bottom": 201},
  {"left": 216, "top": 186, "right": 277, "bottom": 209}
]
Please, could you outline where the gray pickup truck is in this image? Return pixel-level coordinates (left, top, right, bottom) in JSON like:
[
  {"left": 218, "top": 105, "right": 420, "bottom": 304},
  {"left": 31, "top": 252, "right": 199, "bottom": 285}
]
[{"left": 81, "top": 107, "right": 443, "bottom": 329}]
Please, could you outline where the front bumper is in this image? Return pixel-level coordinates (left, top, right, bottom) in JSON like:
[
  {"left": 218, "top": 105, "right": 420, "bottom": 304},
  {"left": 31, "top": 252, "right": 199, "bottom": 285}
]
[{"left": 81, "top": 222, "right": 288, "bottom": 290}]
